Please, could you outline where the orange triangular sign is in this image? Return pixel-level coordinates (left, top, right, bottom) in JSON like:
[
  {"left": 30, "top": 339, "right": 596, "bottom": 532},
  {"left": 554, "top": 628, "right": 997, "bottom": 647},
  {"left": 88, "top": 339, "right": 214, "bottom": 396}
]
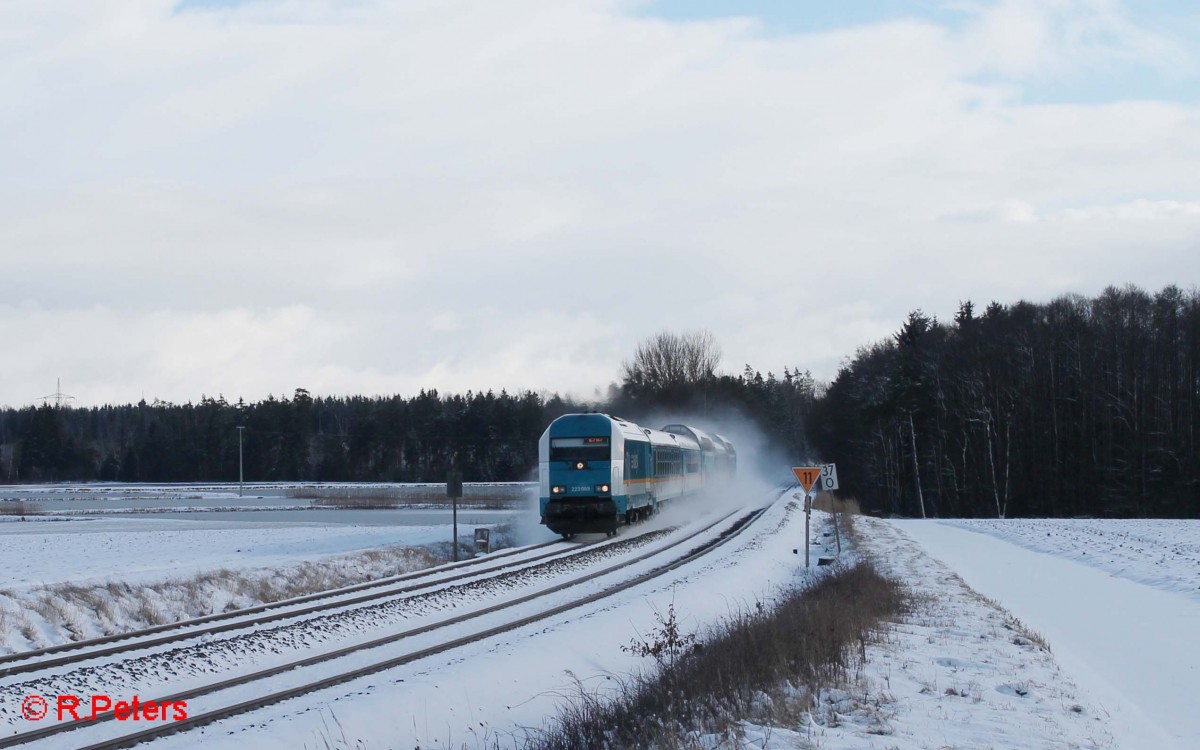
[{"left": 792, "top": 466, "right": 821, "bottom": 493}]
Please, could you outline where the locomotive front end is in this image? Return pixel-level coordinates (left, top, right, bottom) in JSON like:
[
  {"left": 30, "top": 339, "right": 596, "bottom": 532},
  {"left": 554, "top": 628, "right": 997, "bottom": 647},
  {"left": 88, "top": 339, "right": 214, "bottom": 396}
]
[{"left": 538, "top": 414, "right": 626, "bottom": 536}]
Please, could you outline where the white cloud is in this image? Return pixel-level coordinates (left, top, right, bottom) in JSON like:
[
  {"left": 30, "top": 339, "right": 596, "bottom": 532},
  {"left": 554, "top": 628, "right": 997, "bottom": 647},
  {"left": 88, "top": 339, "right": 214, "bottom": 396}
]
[
  {"left": 958, "top": 0, "right": 1195, "bottom": 77},
  {"left": 0, "top": 1, "right": 1198, "bottom": 406},
  {"left": 1060, "top": 199, "right": 1200, "bottom": 221}
]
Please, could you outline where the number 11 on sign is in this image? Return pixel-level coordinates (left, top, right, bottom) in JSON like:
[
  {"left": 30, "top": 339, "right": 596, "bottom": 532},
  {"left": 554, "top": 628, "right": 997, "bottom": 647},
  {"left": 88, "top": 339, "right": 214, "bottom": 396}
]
[{"left": 792, "top": 466, "right": 821, "bottom": 493}]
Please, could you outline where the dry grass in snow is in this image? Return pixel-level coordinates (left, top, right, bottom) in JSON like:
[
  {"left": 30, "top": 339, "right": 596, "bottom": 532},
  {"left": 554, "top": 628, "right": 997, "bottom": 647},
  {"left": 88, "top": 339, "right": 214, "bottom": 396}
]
[{"left": 776, "top": 516, "right": 1116, "bottom": 750}]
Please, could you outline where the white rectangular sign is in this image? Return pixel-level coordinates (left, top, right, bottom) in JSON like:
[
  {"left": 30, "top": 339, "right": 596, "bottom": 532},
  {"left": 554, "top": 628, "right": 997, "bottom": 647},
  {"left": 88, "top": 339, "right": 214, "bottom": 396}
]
[{"left": 820, "top": 463, "right": 838, "bottom": 491}]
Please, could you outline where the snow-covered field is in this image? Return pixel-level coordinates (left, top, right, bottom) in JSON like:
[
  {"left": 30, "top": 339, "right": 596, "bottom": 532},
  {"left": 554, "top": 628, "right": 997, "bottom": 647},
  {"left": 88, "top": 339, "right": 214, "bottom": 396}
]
[
  {"left": 0, "top": 487, "right": 531, "bottom": 654},
  {"left": 2, "top": 486, "right": 1197, "bottom": 749},
  {"left": 0, "top": 515, "right": 516, "bottom": 592},
  {"left": 0, "top": 482, "right": 530, "bottom": 591},
  {"left": 938, "top": 518, "right": 1200, "bottom": 602}
]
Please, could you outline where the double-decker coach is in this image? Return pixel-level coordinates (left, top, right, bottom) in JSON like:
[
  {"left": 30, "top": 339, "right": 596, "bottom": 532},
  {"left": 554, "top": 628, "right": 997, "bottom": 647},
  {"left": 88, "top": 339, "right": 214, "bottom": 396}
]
[
  {"left": 644, "top": 426, "right": 703, "bottom": 504},
  {"left": 661, "top": 423, "right": 737, "bottom": 483}
]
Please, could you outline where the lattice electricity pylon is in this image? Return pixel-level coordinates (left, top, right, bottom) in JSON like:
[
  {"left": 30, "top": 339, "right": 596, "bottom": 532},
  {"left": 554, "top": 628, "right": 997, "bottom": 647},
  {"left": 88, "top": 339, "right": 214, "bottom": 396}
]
[{"left": 39, "top": 378, "right": 77, "bottom": 408}]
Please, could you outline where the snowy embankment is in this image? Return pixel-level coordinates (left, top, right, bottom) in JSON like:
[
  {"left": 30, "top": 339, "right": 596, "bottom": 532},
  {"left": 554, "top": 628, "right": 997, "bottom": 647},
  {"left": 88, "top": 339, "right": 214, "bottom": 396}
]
[
  {"left": 768, "top": 517, "right": 1116, "bottom": 750},
  {"left": 0, "top": 518, "right": 489, "bottom": 652},
  {"left": 894, "top": 519, "right": 1200, "bottom": 750}
]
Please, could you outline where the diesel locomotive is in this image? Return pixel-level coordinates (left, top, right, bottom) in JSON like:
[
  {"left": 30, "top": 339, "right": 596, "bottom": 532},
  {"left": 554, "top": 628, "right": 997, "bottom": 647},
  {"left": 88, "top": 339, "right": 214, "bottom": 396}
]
[{"left": 538, "top": 413, "right": 736, "bottom": 537}]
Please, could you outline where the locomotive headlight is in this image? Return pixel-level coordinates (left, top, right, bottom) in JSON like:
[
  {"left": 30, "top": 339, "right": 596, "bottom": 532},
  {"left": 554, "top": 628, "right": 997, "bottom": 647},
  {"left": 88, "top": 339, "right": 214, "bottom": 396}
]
[
  {"left": 574, "top": 461, "right": 586, "bottom": 470},
  {"left": 596, "top": 484, "right": 610, "bottom": 493},
  {"left": 551, "top": 486, "right": 565, "bottom": 494}
]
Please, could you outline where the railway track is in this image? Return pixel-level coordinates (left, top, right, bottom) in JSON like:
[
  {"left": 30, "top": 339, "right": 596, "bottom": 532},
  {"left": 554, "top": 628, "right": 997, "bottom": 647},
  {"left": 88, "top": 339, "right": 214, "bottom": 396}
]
[
  {"left": 0, "top": 528, "right": 675, "bottom": 696},
  {"left": 0, "top": 537, "right": 581, "bottom": 679},
  {"left": 1, "top": 501, "right": 773, "bottom": 749}
]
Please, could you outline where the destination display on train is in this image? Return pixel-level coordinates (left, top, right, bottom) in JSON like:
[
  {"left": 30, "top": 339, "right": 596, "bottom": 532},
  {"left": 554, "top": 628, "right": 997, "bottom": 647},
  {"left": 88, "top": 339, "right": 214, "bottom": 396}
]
[{"left": 550, "top": 437, "right": 609, "bottom": 447}]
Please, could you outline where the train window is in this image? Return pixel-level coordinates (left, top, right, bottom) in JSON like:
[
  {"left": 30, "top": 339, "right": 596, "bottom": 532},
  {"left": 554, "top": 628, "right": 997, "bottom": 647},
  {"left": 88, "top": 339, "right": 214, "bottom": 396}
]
[
  {"left": 651, "top": 447, "right": 688, "bottom": 476},
  {"left": 550, "top": 437, "right": 611, "bottom": 462}
]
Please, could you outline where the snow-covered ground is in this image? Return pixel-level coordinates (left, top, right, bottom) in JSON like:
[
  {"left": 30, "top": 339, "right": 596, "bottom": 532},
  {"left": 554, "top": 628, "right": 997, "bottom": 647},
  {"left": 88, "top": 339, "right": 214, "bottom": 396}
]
[
  {"left": 894, "top": 519, "right": 1200, "bottom": 750},
  {"left": 118, "top": 490, "right": 813, "bottom": 750},
  {"left": 3, "top": 486, "right": 1197, "bottom": 749},
  {"left": 0, "top": 516, "right": 465, "bottom": 592},
  {"left": 0, "top": 483, "right": 530, "bottom": 592},
  {"left": 88, "top": 498, "right": 1154, "bottom": 750},
  {"left": 0, "top": 497, "right": 529, "bottom": 653},
  {"left": 937, "top": 518, "right": 1200, "bottom": 602},
  {"left": 791, "top": 518, "right": 1117, "bottom": 750}
]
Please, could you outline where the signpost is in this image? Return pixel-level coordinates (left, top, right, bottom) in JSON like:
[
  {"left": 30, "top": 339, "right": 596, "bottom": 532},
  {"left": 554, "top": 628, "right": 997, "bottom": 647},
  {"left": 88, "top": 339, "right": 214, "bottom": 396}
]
[
  {"left": 820, "top": 463, "right": 841, "bottom": 554},
  {"left": 792, "top": 466, "right": 821, "bottom": 568},
  {"left": 447, "top": 471, "right": 463, "bottom": 561},
  {"left": 820, "top": 463, "right": 838, "bottom": 492}
]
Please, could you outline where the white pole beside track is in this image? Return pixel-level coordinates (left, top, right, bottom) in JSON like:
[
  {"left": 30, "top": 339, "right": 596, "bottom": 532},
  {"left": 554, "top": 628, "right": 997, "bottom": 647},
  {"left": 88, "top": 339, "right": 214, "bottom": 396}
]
[{"left": 804, "top": 492, "right": 811, "bottom": 568}]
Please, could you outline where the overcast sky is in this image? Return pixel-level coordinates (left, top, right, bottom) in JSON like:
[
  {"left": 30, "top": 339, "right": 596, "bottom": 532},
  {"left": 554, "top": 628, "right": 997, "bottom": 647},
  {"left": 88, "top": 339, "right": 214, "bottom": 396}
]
[{"left": 2, "top": 0, "right": 1198, "bottom": 408}]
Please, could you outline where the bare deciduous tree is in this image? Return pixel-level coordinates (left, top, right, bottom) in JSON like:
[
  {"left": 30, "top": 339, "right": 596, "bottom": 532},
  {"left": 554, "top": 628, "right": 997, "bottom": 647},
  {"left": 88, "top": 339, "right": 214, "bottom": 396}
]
[{"left": 620, "top": 330, "right": 722, "bottom": 393}]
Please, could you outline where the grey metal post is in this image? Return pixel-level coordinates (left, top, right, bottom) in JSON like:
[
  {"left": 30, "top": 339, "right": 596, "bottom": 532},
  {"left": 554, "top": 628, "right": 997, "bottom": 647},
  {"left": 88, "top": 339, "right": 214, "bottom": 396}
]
[
  {"left": 447, "top": 470, "right": 463, "bottom": 562},
  {"left": 237, "top": 426, "right": 245, "bottom": 497}
]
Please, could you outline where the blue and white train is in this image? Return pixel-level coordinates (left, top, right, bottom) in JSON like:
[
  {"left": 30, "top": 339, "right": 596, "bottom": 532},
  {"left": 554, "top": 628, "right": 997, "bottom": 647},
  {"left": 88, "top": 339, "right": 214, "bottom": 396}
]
[{"left": 538, "top": 413, "right": 736, "bottom": 537}]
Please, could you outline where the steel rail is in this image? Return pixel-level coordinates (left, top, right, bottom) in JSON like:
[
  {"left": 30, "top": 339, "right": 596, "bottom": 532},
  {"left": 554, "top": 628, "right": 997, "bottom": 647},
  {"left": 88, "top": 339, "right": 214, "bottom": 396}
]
[
  {"left": 0, "top": 539, "right": 615, "bottom": 679},
  {"left": 1, "top": 504, "right": 769, "bottom": 749},
  {"left": 0, "top": 538, "right": 567, "bottom": 671}
]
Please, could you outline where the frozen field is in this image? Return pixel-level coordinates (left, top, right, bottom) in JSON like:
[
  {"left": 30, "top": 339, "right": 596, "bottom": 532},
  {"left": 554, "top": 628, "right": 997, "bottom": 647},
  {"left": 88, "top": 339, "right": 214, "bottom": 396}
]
[
  {"left": 939, "top": 517, "right": 1200, "bottom": 601},
  {"left": 0, "top": 483, "right": 536, "bottom": 654},
  {"left": 0, "top": 481, "right": 535, "bottom": 513},
  {"left": 0, "top": 516, "right": 495, "bottom": 592},
  {"left": 0, "top": 482, "right": 531, "bottom": 590}
]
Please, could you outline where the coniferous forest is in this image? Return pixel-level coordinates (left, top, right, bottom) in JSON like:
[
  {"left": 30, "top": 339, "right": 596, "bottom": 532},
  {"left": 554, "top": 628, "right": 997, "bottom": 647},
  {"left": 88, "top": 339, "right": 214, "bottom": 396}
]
[
  {"left": 2, "top": 284, "right": 1198, "bottom": 518},
  {"left": 1, "top": 389, "right": 574, "bottom": 485},
  {"left": 812, "top": 285, "right": 1200, "bottom": 518}
]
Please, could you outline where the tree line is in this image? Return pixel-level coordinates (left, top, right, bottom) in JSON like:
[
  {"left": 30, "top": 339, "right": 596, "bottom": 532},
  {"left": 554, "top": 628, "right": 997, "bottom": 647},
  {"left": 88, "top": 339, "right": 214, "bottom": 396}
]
[
  {"left": 4, "top": 284, "right": 1197, "bottom": 518},
  {"left": 0, "top": 389, "right": 579, "bottom": 484},
  {"left": 811, "top": 285, "right": 1200, "bottom": 518},
  {"left": 0, "top": 362, "right": 816, "bottom": 484}
]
